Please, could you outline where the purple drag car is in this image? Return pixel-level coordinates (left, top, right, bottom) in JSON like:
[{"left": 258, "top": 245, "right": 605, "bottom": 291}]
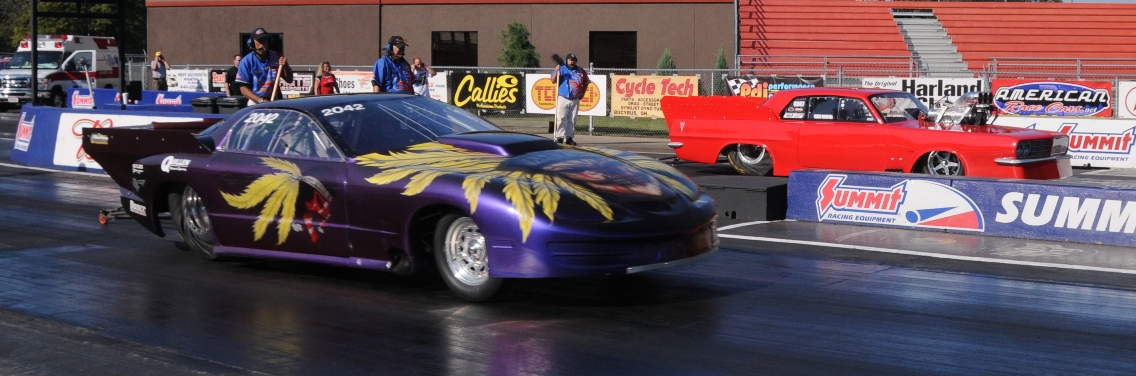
[{"left": 83, "top": 94, "right": 718, "bottom": 301}]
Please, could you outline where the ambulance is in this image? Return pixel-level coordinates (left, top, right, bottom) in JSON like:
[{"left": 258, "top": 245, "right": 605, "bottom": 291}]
[{"left": 0, "top": 35, "right": 121, "bottom": 108}]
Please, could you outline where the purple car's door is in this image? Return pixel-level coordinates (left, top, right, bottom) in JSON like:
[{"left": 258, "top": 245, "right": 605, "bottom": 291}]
[{"left": 207, "top": 108, "right": 350, "bottom": 257}]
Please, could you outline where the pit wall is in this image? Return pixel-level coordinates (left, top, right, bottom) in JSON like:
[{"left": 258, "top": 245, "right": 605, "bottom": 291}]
[{"left": 788, "top": 170, "right": 1136, "bottom": 248}]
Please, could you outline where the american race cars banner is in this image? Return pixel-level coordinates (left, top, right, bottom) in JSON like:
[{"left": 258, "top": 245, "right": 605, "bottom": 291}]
[
  {"left": 449, "top": 73, "right": 525, "bottom": 111},
  {"left": 861, "top": 77, "right": 984, "bottom": 111},
  {"left": 166, "top": 69, "right": 211, "bottom": 92},
  {"left": 990, "top": 79, "right": 1113, "bottom": 117},
  {"left": 525, "top": 74, "right": 607, "bottom": 116},
  {"left": 332, "top": 71, "right": 375, "bottom": 93},
  {"left": 279, "top": 71, "right": 315, "bottom": 98},
  {"left": 611, "top": 75, "right": 699, "bottom": 118},
  {"left": 727, "top": 75, "right": 824, "bottom": 98},
  {"left": 993, "top": 115, "right": 1136, "bottom": 169},
  {"left": 1119, "top": 81, "right": 1136, "bottom": 119}
]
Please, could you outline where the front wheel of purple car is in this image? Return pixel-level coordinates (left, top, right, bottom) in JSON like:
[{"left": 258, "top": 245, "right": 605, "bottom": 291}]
[
  {"left": 169, "top": 185, "right": 221, "bottom": 260},
  {"left": 727, "top": 144, "right": 773, "bottom": 176},
  {"left": 434, "top": 214, "right": 504, "bottom": 302}
]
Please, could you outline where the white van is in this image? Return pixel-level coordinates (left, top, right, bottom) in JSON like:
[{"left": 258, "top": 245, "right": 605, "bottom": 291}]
[{"left": 0, "top": 35, "right": 121, "bottom": 108}]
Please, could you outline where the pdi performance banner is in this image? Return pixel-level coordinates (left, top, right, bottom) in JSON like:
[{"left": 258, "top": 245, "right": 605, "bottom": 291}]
[
  {"left": 449, "top": 73, "right": 525, "bottom": 111},
  {"left": 993, "top": 115, "right": 1136, "bottom": 169},
  {"left": 991, "top": 79, "right": 1113, "bottom": 117},
  {"left": 1119, "top": 81, "right": 1136, "bottom": 119},
  {"left": 525, "top": 74, "right": 607, "bottom": 116},
  {"left": 727, "top": 76, "right": 823, "bottom": 98},
  {"left": 861, "top": 77, "right": 983, "bottom": 111},
  {"left": 611, "top": 75, "right": 699, "bottom": 118}
]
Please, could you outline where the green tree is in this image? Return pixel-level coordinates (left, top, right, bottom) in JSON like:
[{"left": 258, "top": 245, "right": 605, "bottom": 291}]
[
  {"left": 656, "top": 48, "right": 675, "bottom": 74},
  {"left": 713, "top": 44, "right": 728, "bottom": 95},
  {"left": 498, "top": 21, "right": 539, "bottom": 68},
  {"left": 7, "top": 0, "right": 148, "bottom": 54}
]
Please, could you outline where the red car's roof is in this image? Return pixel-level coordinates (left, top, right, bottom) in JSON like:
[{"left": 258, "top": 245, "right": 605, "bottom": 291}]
[{"left": 771, "top": 87, "right": 902, "bottom": 97}]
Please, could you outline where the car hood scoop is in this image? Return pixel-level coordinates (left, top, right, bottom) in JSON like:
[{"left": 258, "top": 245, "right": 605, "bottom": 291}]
[{"left": 437, "top": 132, "right": 561, "bottom": 157}]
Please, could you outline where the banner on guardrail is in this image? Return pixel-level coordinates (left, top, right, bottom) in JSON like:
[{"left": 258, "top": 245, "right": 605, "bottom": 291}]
[
  {"left": 525, "top": 74, "right": 607, "bottom": 116},
  {"left": 993, "top": 116, "right": 1136, "bottom": 169},
  {"left": 448, "top": 72, "right": 525, "bottom": 111},
  {"left": 332, "top": 71, "right": 374, "bottom": 93},
  {"left": 427, "top": 72, "right": 448, "bottom": 104},
  {"left": 279, "top": 71, "right": 315, "bottom": 98},
  {"left": 861, "top": 77, "right": 983, "bottom": 111},
  {"left": 787, "top": 170, "right": 1136, "bottom": 248},
  {"left": 53, "top": 112, "right": 206, "bottom": 170},
  {"left": 166, "top": 69, "right": 211, "bottom": 92},
  {"left": 209, "top": 69, "right": 227, "bottom": 93},
  {"left": 611, "top": 75, "right": 699, "bottom": 118},
  {"left": 726, "top": 76, "right": 823, "bottom": 98},
  {"left": 1120, "top": 81, "right": 1136, "bottom": 119},
  {"left": 990, "top": 79, "right": 1113, "bottom": 117}
]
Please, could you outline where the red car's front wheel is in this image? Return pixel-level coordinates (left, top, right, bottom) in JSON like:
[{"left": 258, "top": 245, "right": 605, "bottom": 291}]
[{"left": 924, "top": 151, "right": 964, "bottom": 176}]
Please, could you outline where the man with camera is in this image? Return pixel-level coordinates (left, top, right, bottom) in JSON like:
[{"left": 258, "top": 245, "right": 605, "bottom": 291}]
[
  {"left": 411, "top": 57, "right": 436, "bottom": 97},
  {"left": 371, "top": 36, "right": 415, "bottom": 94},
  {"left": 151, "top": 51, "right": 170, "bottom": 91},
  {"left": 234, "top": 28, "right": 293, "bottom": 104}
]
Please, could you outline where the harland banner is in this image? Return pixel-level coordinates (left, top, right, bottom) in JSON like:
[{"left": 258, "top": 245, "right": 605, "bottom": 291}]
[
  {"left": 611, "top": 75, "right": 699, "bottom": 118},
  {"left": 727, "top": 76, "right": 824, "bottom": 98},
  {"left": 525, "top": 74, "right": 607, "bottom": 116},
  {"left": 449, "top": 73, "right": 525, "bottom": 111},
  {"left": 861, "top": 77, "right": 983, "bottom": 111},
  {"left": 990, "top": 79, "right": 1113, "bottom": 117}
]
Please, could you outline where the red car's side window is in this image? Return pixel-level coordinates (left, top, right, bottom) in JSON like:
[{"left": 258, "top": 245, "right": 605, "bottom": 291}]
[{"left": 781, "top": 97, "right": 808, "bottom": 120}]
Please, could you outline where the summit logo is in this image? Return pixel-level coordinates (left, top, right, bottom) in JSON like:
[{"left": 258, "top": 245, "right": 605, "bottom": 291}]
[
  {"left": 815, "top": 174, "right": 984, "bottom": 231},
  {"left": 1056, "top": 123, "right": 1135, "bottom": 154},
  {"left": 155, "top": 93, "right": 182, "bottom": 105}
]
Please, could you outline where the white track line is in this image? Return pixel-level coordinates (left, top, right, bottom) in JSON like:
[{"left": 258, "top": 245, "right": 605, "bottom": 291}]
[
  {"left": 717, "top": 233, "right": 1136, "bottom": 275},
  {"left": 0, "top": 161, "right": 108, "bottom": 177},
  {"left": 717, "top": 220, "right": 770, "bottom": 231}
]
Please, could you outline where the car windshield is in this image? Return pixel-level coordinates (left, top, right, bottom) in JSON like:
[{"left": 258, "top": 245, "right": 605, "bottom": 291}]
[
  {"left": 6, "top": 51, "right": 64, "bottom": 69},
  {"left": 313, "top": 96, "right": 500, "bottom": 157},
  {"left": 869, "top": 93, "right": 930, "bottom": 123}
]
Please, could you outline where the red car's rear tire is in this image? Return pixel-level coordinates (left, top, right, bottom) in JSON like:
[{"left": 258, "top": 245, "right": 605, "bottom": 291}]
[{"left": 727, "top": 144, "right": 774, "bottom": 176}]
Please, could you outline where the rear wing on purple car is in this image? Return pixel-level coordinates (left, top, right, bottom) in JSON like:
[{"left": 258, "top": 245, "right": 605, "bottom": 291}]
[{"left": 82, "top": 122, "right": 216, "bottom": 192}]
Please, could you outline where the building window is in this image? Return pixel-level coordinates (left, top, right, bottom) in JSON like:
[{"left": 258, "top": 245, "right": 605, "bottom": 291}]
[
  {"left": 589, "top": 32, "right": 636, "bottom": 69},
  {"left": 432, "top": 31, "right": 477, "bottom": 66},
  {"left": 238, "top": 33, "right": 284, "bottom": 58}
]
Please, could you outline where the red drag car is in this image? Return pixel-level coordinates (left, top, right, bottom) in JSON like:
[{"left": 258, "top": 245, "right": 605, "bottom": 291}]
[{"left": 661, "top": 88, "right": 1071, "bottom": 180}]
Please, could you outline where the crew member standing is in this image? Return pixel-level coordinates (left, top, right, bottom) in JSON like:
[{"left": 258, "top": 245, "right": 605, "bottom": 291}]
[
  {"left": 551, "top": 53, "right": 588, "bottom": 146},
  {"left": 317, "top": 62, "right": 340, "bottom": 96},
  {"left": 224, "top": 54, "right": 241, "bottom": 96},
  {"left": 371, "top": 36, "right": 414, "bottom": 94},
  {"left": 234, "top": 28, "right": 293, "bottom": 104}
]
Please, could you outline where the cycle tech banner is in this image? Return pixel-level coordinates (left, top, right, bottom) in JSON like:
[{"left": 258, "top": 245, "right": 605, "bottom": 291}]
[
  {"left": 449, "top": 73, "right": 524, "bottom": 111},
  {"left": 525, "top": 74, "right": 607, "bottom": 116},
  {"left": 611, "top": 75, "right": 699, "bottom": 118},
  {"left": 1120, "top": 81, "right": 1136, "bottom": 119},
  {"left": 279, "top": 71, "right": 315, "bottom": 98},
  {"left": 331, "top": 71, "right": 374, "bottom": 93},
  {"left": 726, "top": 76, "right": 823, "bottom": 98},
  {"left": 166, "top": 69, "right": 211, "bottom": 92},
  {"left": 861, "top": 77, "right": 983, "bottom": 111},
  {"left": 991, "top": 79, "right": 1113, "bottom": 117},
  {"left": 787, "top": 170, "right": 1136, "bottom": 248},
  {"left": 993, "top": 116, "right": 1136, "bottom": 169}
]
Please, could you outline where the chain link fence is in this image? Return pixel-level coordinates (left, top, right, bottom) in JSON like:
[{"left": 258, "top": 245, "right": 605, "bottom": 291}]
[{"left": 123, "top": 55, "right": 1136, "bottom": 138}]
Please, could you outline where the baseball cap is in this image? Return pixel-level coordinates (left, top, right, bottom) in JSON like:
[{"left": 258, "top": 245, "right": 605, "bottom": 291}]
[
  {"left": 388, "top": 35, "right": 408, "bottom": 49},
  {"left": 566, "top": 53, "right": 578, "bottom": 61},
  {"left": 251, "top": 27, "right": 271, "bottom": 42},
  {"left": 155, "top": 51, "right": 162, "bottom": 57}
]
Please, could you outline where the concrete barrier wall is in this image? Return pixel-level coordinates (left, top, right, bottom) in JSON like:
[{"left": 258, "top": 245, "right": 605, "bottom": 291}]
[{"left": 788, "top": 170, "right": 1136, "bottom": 248}]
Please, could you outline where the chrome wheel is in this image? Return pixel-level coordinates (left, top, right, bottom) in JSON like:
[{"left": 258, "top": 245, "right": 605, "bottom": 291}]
[
  {"left": 925, "top": 151, "right": 964, "bottom": 176},
  {"left": 727, "top": 144, "right": 774, "bottom": 176},
  {"left": 443, "top": 217, "right": 488, "bottom": 286},
  {"left": 170, "top": 185, "right": 219, "bottom": 260},
  {"left": 183, "top": 188, "right": 212, "bottom": 238}
]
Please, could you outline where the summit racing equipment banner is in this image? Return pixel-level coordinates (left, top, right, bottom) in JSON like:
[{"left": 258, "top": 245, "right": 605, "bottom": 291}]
[
  {"left": 727, "top": 76, "right": 823, "bottom": 98},
  {"left": 166, "top": 69, "right": 211, "bottom": 92},
  {"left": 449, "top": 73, "right": 524, "bottom": 111},
  {"left": 993, "top": 116, "right": 1136, "bottom": 169},
  {"left": 1120, "top": 81, "right": 1136, "bottom": 119},
  {"left": 525, "top": 74, "right": 607, "bottom": 116},
  {"left": 611, "top": 75, "right": 699, "bottom": 118},
  {"left": 788, "top": 170, "right": 1136, "bottom": 248},
  {"left": 861, "top": 77, "right": 983, "bottom": 111},
  {"left": 991, "top": 79, "right": 1113, "bottom": 117}
]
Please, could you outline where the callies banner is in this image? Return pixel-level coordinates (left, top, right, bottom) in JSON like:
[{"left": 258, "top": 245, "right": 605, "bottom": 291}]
[
  {"left": 611, "top": 75, "right": 699, "bottom": 118},
  {"left": 449, "top": 73, "right": 525, "bottom": 111},
  {"left": 525, "top": 74, "right": 607, "bottom": 116},
  {"left": 990, "top": 79, "right": 1113, "bottom": 117},
  {"left": 726, "top": 76, "right": 824, "bottom": 98}
]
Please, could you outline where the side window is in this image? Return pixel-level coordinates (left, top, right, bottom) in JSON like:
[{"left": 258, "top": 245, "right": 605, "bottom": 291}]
[
  {"left": 225, "top": 109, "right": 343, "bottom": 159},
  {"left": 781, "top": 97, "right": 807, "bottom": 119},
  {"left": 836, "top": 98, "right": 875, "bottom": 123},
  {"left": 66, "top": 51, "right": 93, "bottom": 71},
  {"left": 808, "top": 97, "right": 839, "bottom": 120}
]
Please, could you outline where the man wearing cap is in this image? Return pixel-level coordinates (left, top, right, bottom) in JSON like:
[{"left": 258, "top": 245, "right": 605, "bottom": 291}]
[
  {"left": 151, "top": 51, "right": 170, "bottom": 91},
  {"left": 235, "top": 28, "right": 293, "bottom": 104},
  {"left": 371, "top": 36, "right": 415, "bottom": 94},
  {"left": 551, "top": 53, "right": 589, "bottom": 145}
]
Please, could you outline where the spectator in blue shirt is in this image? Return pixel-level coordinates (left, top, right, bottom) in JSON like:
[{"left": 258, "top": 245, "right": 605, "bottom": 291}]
[
  {"left": 235, "top": 28, "right": 293, "bottom": 104},
  {"left": 551, "top": 53, "right": 589, "bottom": 146},
  {"left": 371, "top": 36, "right": 415, "bottom": 94}
]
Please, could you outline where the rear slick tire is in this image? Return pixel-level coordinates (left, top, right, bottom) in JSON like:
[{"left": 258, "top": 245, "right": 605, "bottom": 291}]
[
  {"left": 727, "top": 144, "right": 774, "bottom": 176},
  {"left": 434, "top": 214, "right": 504, "bottom": 302},
  {"left": 169, "top": 185, "right": 221, "bottom": 260}
]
